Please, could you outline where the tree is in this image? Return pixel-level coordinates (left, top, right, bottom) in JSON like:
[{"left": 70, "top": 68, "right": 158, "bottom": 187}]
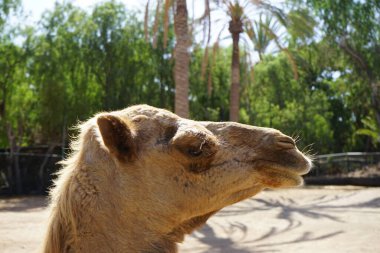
[
  {"left": 0, "top": 41, "right": 23, "bottom": 193},
  {"left": 30, "top": 1, "right": 174, "bottom": 142},
  {"left": 0, "top": 0, "right": 33, "bottom": 194},
  {"left": 173, "top": 0, "right": 190, "bottom": 118},
  {"left": 189, "top": 45, "right": 231, "bottom": 121},
  {"left": 0, "top": 0, "right": 19, "bottom": 29},
  {"left": 356, "top": 116, "right": 380, "bottom": 148},
  {"left": 303, "top": 0, "right": 380, "bottom": 134},
  {"left": 0, "top": 0, "right": 20, "bottom": 119},
  {"left": 203, "top": 0, "right": 314, "bottom": 121},
  {"left": 145, "top": 0, "right": 190, "bottom": 118},
  {"left": 226, "top": 1, "right": 244, "bottom": 122}
]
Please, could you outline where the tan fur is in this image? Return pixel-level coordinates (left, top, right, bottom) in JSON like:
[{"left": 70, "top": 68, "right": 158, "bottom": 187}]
[{"left": 41, "top": 105, "right": 312, "bottom": 253}]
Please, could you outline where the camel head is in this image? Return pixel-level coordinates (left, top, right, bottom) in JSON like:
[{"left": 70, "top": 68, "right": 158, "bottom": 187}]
[{"left": 94, "top": 105, "right": 312, "bottom": 244}]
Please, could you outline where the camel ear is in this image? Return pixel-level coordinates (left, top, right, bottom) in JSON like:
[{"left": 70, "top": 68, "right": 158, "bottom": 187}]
[{"left": 97, "top": 114, "right": 136, "bottom": 162}]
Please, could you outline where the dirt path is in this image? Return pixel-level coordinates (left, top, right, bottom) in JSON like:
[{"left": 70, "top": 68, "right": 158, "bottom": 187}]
[{"left": 1, "top": 186, "right": 379, "bottom": 253}]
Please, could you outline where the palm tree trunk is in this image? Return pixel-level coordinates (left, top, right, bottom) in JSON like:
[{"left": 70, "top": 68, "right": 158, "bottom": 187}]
[
  {"left": 174, "top": 0, "right": 190, "bottom": 118},
  {"left": 229, "top": 20, "right": 243, "bottom": 122}
]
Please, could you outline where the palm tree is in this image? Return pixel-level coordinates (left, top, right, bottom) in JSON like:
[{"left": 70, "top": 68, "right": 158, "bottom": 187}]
[
  {"left": 145, "top": 0, "right": 190, "bottom": 118},
  {"left": 227, "top": 2, "right": 244, "bottom": 122},
  {"left": 173, "top": 0, "right": 190, "bottom": 118},
  {"left": 203, "top": 0, "right": 314, "bottom": 121}
]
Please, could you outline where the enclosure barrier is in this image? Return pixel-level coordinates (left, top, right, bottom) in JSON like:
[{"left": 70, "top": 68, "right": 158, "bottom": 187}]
[
  {"left": 0, "top": 148, "right": 63, "bottom": 195},
  {"left": 306, "top": 152, "right": 380, "bottom": 186},
  {"left": 311, "top": 152, "right": 380, "bottom": 176}
]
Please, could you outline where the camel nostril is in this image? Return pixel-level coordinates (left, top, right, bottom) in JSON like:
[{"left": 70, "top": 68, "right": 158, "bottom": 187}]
[{"left": 276, "top": 136, "right": 296, "bottom": 149}]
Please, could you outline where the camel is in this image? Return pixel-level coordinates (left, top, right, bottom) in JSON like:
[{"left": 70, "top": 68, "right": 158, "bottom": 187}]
[{"left": 41, "top": 104, "right": 311, "bottom": 253}]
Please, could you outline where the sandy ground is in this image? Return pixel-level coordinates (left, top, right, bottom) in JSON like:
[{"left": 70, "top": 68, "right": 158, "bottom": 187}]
[{"left": 1, "top": 186, "right": 380, "bottom": 253}]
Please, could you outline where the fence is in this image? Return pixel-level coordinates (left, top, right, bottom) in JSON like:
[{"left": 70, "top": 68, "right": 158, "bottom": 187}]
[
  {"left": 305, "top": 152, "right": 380, "bottom": 186},
  {"left": 310, "top": 152, "right": 380, "bottom": 177},
  {"left": 0, "top": 149, "right": 63, "bottom": 195}
]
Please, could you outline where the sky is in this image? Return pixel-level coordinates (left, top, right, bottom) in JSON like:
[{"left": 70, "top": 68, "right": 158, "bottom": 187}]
[
  {"left": 22, "top": 0, "right": 144, "bottom": 22},
  {"left": 17, "top": 0, "right": 287, "bottom": 62},
  {"left": 18, "top": 0, "right": 226, "bottom": 47},
  {"left": 19, "top": 0, "right": 210, "bottom": 42}
]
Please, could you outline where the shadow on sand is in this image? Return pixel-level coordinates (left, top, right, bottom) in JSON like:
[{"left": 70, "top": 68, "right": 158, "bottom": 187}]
[
  {"left": 193, "top": 222, "right": 343, "bottom": 253},
  {"left": 192, "top": 224, "right": 255, "bottom": 253},
  {"left": 0, "top": 196, "right": 47, "bottom": 212},
  {"left": 188, "top": 189, "right": 380, "bottom": 252},
  {"left": 218, "top": 190, "right": 380, "bottom": 220}
]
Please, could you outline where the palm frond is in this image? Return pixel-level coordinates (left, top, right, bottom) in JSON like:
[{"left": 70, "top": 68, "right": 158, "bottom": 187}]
[
  {"left": 251, "top": 0, "right": 288, "bottom": 27},
  {"left": 287, "top": 9, "right": 316, "bottom": 40},
  {"left": 244, "top": 19, "right": 256, "bottom": 41},
  {"left": 259, "top": 21, "right": 299, "bottom": 79}
]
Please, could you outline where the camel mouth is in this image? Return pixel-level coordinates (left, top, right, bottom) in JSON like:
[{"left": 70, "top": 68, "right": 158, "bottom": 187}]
[
  {"left": 255, "top": 156, "right": 312, "bottom": 175},
  {"left": 268, "top": 164, "right": 310, "bottom": 176},
  {"left": 256, "top": 167, "right": 305, "bottom": 188},
  {"left": 253, "top": 157, "right": 312, "bottom": 188},
  {"left": 259, "top": 148, "right": 312, "bottom": 174}
]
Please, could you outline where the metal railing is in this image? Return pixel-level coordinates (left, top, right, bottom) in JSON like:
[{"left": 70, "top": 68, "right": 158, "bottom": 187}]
[{"left": 311, "top": 152, "right": 380, "bottom": 177}]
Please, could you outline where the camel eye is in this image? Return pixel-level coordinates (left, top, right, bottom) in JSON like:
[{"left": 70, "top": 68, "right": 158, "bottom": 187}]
[{"left": 188, "top": 148, "right": 203, "bottom": 157}]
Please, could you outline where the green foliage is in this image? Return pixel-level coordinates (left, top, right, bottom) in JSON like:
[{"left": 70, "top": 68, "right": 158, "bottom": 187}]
[
  {"left": 0, "top": 0, "right": 379, "bottom": 156},
  {"left": 302, "top": 0, "right": 380, "bottom": 143},
  {"left": 0, "top": 1, "right": 176, "bottom": 146},
  {"left": 356, "top": 116, "right": 380, "bottom": 147},
  {"left": 0, "top": 0, "right": 19, "bottom": 29},
  {"left": 242, "top": 53, "right": 334, "bottom": 153},
  {"left": 189, "top": 46, "right": 230, "bottom": 121}
]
